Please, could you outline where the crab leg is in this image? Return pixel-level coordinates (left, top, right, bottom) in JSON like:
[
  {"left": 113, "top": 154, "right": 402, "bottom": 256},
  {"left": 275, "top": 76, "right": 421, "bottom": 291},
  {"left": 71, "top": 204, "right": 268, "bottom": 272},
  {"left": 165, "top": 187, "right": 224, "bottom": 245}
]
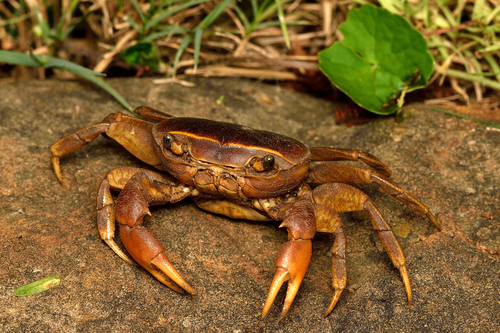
[
  {"left": 115, "top": 172, "right": 196, "bottom": 295},
  {"left": 262, "top": 200, "right": 316, "bottom": 320},
  {"left": 310, "top": 147, "right": 392, "bottom": 177},
  {"left": 307, "top": 164, "right": 440, "bottom": 230},
  {"left": 50, "top": 112, "right": 162, "bottom": 187},
  {"left": 96, "top": 167, "right": 178, "bottom": 265},
  {"left": 133, "top": 106, "right": 174, "bottom": 122},
  {"left": 313, "top": 204, "right": 347, "bottom": 317},
  {"left": 313, "top": 183, "right": 413, "bottom": 309}
]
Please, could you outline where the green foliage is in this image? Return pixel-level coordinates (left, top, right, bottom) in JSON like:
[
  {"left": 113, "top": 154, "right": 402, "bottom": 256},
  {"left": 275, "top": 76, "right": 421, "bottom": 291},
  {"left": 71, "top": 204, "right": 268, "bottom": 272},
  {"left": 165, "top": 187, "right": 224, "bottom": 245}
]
[
  {"left": 0, "top": 51, "right": 132, "bottom": 112},
  {"left": 318, "top": 5, "right": 434, "bottom": 115},
  {"left": 121, "top": 42, "right": 161, "bottom": 72},
  {"left": 29, "top": 0, "right": 89, "bottom": 48},
  {"left": 123, "top": 0, "right": 300, "bottom": 75},
  {"left": 0, "top": 50, "right": 101, "bottom": 76},
  {"left": 126, "top": 0, "right": 233, "bottom": 75},
  {"left": 232, "top": 0, "right": 307, "bottom": 48}
]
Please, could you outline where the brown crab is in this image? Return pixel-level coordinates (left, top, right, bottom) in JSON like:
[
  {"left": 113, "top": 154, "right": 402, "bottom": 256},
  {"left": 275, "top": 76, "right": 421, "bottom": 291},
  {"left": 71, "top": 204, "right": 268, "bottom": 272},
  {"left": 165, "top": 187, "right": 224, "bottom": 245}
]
[{"left": 51, "top": 106, "right": 440, "bottom": 319}]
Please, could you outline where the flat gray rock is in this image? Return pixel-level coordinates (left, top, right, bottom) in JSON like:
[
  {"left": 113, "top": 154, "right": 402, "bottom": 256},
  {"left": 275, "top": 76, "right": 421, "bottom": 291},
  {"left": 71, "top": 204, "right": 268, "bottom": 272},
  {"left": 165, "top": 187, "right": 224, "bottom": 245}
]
[{"left": 0, "top": 78, "right": 499, "bottom": 332}]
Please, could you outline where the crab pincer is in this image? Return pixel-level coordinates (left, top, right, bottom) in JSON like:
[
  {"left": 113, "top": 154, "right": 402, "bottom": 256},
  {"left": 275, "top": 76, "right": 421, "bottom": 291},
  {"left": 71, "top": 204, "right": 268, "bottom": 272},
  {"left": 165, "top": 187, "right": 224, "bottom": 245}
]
[
  {"left": 115, "top": 172, "right": 196, "bottom": 295},
  {"left": 262, "top": 200, "right": 316, "bottom": 320},
  {"left": 51, "top": 106, "right": 440, "bottom": 319}
]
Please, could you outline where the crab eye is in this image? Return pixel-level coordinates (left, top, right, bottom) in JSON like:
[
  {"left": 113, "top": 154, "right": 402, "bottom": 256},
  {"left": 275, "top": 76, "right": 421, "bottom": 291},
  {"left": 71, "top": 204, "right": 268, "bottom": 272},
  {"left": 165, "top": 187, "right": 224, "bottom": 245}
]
[
  {"left": 252, "top": 155, "right": 275, "bottom": 172},
  {"left": 162, "top": 133, "right": 183, "bottom": 155},
  {"left": 262, "top": 155, "right": 274, "bottom": 170},
  {"left": 163, "top": 133, "right": 174, "bottom": 149}
]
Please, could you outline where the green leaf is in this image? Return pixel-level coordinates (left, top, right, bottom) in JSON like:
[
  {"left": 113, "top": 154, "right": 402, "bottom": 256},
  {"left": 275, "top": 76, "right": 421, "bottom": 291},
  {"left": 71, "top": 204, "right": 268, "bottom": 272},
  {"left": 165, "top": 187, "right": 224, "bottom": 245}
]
[
  {"left": 14, "top": 276, "right": 60, "bottom": 296},
  {"left": 318, "top": 5, "right": 434, "bottom": 115},
  {"left": 120, "top": 42, "right": 160, "bottom": 72}
]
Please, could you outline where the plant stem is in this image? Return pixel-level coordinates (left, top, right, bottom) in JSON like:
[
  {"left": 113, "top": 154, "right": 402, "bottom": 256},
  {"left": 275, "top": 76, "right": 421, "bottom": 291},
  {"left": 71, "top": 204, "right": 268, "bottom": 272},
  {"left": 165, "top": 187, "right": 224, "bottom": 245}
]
[{"left": 435, "top": 62, "right": 500, "bottom": 90}]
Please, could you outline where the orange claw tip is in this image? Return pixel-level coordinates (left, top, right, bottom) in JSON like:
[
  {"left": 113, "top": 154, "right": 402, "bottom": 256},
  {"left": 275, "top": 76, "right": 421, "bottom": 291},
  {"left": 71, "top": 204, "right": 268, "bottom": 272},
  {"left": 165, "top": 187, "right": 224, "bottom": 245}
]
[
  {"left": 184, "top": 286, "right": 197, "bottom": 296},
  {"left": 278, "top": 302, "right": 294, "bottom": 321},
  {"left": 150, "top": 253, "right": 197, "bottom": 295},
  {"left": 262, "top": 268, "right": 290, "bottom": 319},
  {"left": 261, "top": 308, "right": 269, "bottom": 319}
]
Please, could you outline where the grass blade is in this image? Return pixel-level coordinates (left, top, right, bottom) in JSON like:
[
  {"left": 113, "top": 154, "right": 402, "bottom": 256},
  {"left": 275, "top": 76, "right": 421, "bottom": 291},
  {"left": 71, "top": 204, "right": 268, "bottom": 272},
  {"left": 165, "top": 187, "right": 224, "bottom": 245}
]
[
  {"left": 77, "top": 72, "right": 133, "bottom": 112},
  {"left": 275, "top": 0, "right": 291, "bottom": 49},
  {"left": 0, "top": 51, "right": 104, "bottom": 77},
  {"left": 28, "top": 2, "right": 52, "bottom": 43},
  {"left": 193, "top": 28, "right": 203, "bottom": 70},
  {"left": 145, "top": 0, "right": 210, "bottom": 30},
  {"left": 431, "top": 107, "right": 500, "bottom": 129},
  {"left": 129, "top": 0, "right": 146, "bottom": 25},
  {"left": 231, "top": 4, "right": 250, "bottom": 30},
  {"left": 54, "top": 0, "right": 81, "bottom": 40},
  {"left": 172, "top": 35, "right": 192, "bottom": 77},
  {"left": 198, "top": 0, "right": 233, "bottom": 29},
  {"left": 0, "top": 50, "right": 40, "bottom": 66},
  {"left": 126, "top": 17, "right": 144, "bottom": 33},
  {"left": 141, "top": 26, "right": 189, "bottom": 43}
]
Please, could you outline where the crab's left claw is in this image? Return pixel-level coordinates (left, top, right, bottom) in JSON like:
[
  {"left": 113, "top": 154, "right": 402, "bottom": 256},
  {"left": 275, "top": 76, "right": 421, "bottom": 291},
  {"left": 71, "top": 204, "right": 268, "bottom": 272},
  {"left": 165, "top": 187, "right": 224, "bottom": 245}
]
[
  {"left": 120, "top": 223, "right": 196, "bottom": 295},
  {"left": 262, "top": 200, "right": 316, "bottom": 320},
  {"left": 114, "top": 172, "right": 196, "bottom": 295}
]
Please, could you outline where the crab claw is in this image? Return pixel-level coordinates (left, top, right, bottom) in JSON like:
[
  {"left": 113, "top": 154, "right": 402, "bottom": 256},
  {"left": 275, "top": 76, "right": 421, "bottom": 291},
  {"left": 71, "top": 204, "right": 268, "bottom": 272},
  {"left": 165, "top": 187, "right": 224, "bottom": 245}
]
[
  {"left": 119, "top": 223, "right": 196, "bottom": 295},
  {"left": 262, "top": 239, "right": 312, "bottom": 320}
]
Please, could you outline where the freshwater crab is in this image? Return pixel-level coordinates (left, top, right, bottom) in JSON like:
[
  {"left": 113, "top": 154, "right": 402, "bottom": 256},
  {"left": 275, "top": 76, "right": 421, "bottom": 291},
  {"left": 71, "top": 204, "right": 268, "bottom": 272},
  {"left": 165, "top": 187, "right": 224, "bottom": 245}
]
[{"left": 51, "top": 106, "right": 440, "bottom": 319}]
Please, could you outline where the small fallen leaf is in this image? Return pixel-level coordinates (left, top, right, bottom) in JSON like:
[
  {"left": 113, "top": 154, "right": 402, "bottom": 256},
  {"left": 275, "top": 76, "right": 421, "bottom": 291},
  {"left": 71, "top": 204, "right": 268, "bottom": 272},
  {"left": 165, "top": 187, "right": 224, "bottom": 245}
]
[
  {"left": 14, "top": 275, "right": 60, "bottom": 296},
  {"left": 215, "top": 95, "right": 225, "bottom": 105}
]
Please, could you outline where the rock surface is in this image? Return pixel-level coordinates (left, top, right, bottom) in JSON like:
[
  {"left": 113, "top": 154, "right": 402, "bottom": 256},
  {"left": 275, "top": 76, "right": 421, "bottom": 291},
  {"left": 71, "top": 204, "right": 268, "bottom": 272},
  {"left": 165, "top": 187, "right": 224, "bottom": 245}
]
[{"left": 0, "top": 78, "right": 499, "bottom": 332}]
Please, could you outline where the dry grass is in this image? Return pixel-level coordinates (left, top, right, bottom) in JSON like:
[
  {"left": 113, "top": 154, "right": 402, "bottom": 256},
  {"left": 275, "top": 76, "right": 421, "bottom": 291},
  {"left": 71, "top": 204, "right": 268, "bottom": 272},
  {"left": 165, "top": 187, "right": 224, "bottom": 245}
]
[{"left": 1, "top": 0, "right": 500, "bottom": 108}]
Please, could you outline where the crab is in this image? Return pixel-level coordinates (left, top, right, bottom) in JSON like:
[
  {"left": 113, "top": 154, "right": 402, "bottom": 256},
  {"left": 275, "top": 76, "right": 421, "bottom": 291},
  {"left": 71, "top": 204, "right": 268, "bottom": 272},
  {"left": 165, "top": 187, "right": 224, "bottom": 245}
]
[{"left": 51, "top": 106, "right": 440, "bottom": 319}]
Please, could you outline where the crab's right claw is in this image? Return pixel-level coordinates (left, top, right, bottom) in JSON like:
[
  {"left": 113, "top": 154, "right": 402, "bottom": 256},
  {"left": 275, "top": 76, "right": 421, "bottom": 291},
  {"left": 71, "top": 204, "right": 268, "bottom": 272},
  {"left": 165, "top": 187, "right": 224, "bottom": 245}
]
[{"left": 262, "top": 239, "right": 312, "bottom": 320}]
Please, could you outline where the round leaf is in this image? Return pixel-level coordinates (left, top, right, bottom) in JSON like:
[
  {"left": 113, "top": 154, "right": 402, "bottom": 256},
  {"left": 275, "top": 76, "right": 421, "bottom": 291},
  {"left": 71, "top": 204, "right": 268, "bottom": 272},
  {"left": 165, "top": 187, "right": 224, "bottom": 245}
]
[{"left": 318, "top": 5, "right": 434, "bottom": 114}]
